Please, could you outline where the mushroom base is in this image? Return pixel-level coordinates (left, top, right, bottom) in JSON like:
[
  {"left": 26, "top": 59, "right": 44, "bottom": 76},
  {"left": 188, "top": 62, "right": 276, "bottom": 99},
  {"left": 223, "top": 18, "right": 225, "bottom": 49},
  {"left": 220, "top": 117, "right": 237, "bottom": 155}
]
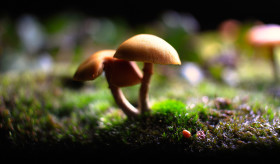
[{"left": 108, "top": 85, "right": 139, "bottom": 117}]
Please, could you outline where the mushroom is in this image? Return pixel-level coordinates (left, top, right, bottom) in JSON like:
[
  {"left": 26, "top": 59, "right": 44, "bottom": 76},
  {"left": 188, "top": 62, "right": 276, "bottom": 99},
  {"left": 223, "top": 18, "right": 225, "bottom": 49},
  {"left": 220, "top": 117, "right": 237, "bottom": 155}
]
[
  {"left": 73, "top": 49, "right": 142, "bottom": 117},
  {"left": 114, "top": 34, "right": 181, "bottom": 113},
  {"left": 247, "top": 24, "right": 280, "bottom": 82}
]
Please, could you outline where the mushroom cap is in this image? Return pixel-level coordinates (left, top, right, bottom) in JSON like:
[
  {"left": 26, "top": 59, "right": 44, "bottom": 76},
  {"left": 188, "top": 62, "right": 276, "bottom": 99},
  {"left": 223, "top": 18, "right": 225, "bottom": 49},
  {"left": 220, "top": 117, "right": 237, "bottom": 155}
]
[
  {"left": 106, "top": 59, "right": 143, "bottom": 87},
  {"left": 73, "top": 50, "right": 115, "bottom": 81},
  {"left": 73, "top": 49, "right": 142, "bottom": 87},
  {"left": 247, "top": 24, "right": 280, "bottom": 47},
  {"left": 114, "top": 34, "right": 181, "bottom": 65}
]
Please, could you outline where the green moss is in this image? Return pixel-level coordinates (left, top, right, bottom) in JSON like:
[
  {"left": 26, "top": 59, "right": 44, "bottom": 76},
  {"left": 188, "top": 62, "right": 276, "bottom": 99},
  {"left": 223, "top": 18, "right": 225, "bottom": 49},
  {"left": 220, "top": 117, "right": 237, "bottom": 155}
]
[
  {"left": 152, "top": 99, "right": 186, "bottom": 114},
  {"left": 1, "top": 69, "right": 280, "bottom": 156}
]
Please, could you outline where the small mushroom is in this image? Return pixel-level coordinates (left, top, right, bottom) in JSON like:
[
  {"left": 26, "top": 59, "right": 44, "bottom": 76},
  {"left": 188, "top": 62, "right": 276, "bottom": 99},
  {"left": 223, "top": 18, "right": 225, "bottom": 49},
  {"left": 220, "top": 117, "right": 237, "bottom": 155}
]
[
  {"left": 247, "top": 24, "right": 280, "bottom": 82},
  {"left": 114, "top": 34, "right": 181, "bottom": 113},
  {"left": 73, "top": 49, "right": 142, "bottom": 117}
]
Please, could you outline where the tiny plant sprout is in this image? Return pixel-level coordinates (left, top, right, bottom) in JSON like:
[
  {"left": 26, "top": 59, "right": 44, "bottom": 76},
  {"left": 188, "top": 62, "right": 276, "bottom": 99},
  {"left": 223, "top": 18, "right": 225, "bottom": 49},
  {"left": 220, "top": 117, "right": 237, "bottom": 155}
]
[
  {"left": 247, "top": 24, "right": 280, "bottom": 82},
  {"left": 73, "top": 50, "right": 142, "bottom": 118},
  {"left": 182, "top": 129, "right": 191, "bottom": 138},
  {"left": 114, "top": 34, "right": 181, "bottom": 114}
]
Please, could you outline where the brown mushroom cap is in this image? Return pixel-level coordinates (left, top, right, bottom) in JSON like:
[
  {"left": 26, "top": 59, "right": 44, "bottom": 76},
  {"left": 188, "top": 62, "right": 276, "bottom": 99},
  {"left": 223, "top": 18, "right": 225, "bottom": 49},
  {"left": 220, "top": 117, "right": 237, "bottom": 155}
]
[
  {"left": 73, "top": 49, "right": 142, "bottom": 87},
  {"left": 106, "top": 59, "right": 142, "bottom": 87},
  {"left": 73, "top": 50, "right": 115, "bottom": 81},
  {"left": 247, "top": 24, "right": 280, "bottom": 47},
  {"left": 114, "top": 34, "right": 181, "bottom": 65}
]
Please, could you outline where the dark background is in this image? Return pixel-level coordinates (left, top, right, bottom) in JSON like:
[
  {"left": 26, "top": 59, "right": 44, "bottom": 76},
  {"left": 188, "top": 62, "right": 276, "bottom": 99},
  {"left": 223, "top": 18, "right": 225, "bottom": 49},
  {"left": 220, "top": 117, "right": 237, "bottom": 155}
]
[{"left": 1, "top": 0, "right": 280, "bottom": 30}]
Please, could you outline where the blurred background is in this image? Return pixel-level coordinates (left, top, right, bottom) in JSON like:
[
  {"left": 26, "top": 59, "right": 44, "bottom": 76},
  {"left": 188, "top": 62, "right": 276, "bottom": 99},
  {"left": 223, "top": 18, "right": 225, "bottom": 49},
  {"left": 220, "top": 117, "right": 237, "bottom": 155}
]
[{"left": 1, "top": 0, "right": 280, "bottom": 87}]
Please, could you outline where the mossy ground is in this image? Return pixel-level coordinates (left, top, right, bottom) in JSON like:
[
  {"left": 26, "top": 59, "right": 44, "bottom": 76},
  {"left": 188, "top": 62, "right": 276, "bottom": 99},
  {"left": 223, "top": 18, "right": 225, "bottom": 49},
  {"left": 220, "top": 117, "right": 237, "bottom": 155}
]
[{"left": 1, "top": 63, "right": 280, "bottom": 163}]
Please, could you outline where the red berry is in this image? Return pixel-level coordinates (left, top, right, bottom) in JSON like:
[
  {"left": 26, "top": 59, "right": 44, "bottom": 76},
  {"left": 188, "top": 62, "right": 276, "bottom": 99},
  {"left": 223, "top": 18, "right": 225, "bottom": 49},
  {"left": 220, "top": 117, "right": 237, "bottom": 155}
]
[{"left": 182, "top": 130, "right": 191, "bottom": 138}]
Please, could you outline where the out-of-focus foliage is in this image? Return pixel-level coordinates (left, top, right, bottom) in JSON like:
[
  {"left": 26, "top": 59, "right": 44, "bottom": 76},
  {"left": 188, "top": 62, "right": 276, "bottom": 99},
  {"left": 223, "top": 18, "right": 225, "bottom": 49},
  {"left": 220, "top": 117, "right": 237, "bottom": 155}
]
[{"left": 1, "top": 11, "right": 274, "bottom": 86}]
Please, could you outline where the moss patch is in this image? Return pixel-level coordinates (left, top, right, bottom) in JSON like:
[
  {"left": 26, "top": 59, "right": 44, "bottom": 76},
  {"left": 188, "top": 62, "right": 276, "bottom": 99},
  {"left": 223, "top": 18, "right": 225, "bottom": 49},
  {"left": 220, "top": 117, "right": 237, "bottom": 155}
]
[{"left": 1, "top": 70, "right": 280, "bottom": 161}]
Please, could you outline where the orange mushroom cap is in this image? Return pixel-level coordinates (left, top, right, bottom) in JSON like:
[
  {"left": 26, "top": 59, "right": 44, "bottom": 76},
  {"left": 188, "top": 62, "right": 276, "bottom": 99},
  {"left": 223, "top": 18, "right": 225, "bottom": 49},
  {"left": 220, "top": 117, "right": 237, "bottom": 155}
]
[
  {"left": 73, "top": 49, "right": 142, "bottom": 87},
  {"left": 247, "top": 24, "right": 280, "bottom": 47},
  {"left": 106, "top": 59, "right": 142, "bottom": 87},
  {"left": 114, "top": 34, "right": 181, "bottom": 65}
]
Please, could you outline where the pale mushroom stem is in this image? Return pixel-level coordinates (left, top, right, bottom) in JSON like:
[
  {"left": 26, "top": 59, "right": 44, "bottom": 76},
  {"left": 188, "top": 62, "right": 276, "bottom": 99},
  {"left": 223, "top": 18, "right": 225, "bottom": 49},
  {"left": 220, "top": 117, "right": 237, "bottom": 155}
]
[
  {"left": 268, "top": 46, "right": 279, "bottom": 82},
  {"left": 104, "top": 65, "right": 139, "bottom": 118},
  {"left": 107, "top": 84, "right": 139, "bottom": 117},
  {"left": 139, "top": 62, "right": 153, "bottom": 114}
]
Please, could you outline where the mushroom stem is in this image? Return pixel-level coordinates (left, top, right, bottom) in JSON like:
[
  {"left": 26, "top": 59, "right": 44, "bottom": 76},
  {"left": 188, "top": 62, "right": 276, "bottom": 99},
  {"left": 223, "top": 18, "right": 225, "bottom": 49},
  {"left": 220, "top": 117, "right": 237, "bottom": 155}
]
[
  {"left": 104, "top": 64, "right": 139, "bottom": 118},
  {"left": 139, "top": 62, "right": 153, "bottom": 114},
  {"left": 268, "top": 46, "right": 279, "bottom": 82},
  {"left": 107, "top": 84, "right": 139, "bottom": 118}
]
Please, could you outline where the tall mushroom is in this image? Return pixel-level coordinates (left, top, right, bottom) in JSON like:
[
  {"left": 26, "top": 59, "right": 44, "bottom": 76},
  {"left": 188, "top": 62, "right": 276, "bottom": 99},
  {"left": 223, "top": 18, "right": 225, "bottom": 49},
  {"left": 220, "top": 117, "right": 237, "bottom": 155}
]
[
  {"left": 247, "top": 24, "right": 280, "bottom": 82},
  {"left": 114, "top": 34, "right": 181, "bottom": 114},
  {"left": 73, "top": 49, "right": 142, "bottom": 117}
]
